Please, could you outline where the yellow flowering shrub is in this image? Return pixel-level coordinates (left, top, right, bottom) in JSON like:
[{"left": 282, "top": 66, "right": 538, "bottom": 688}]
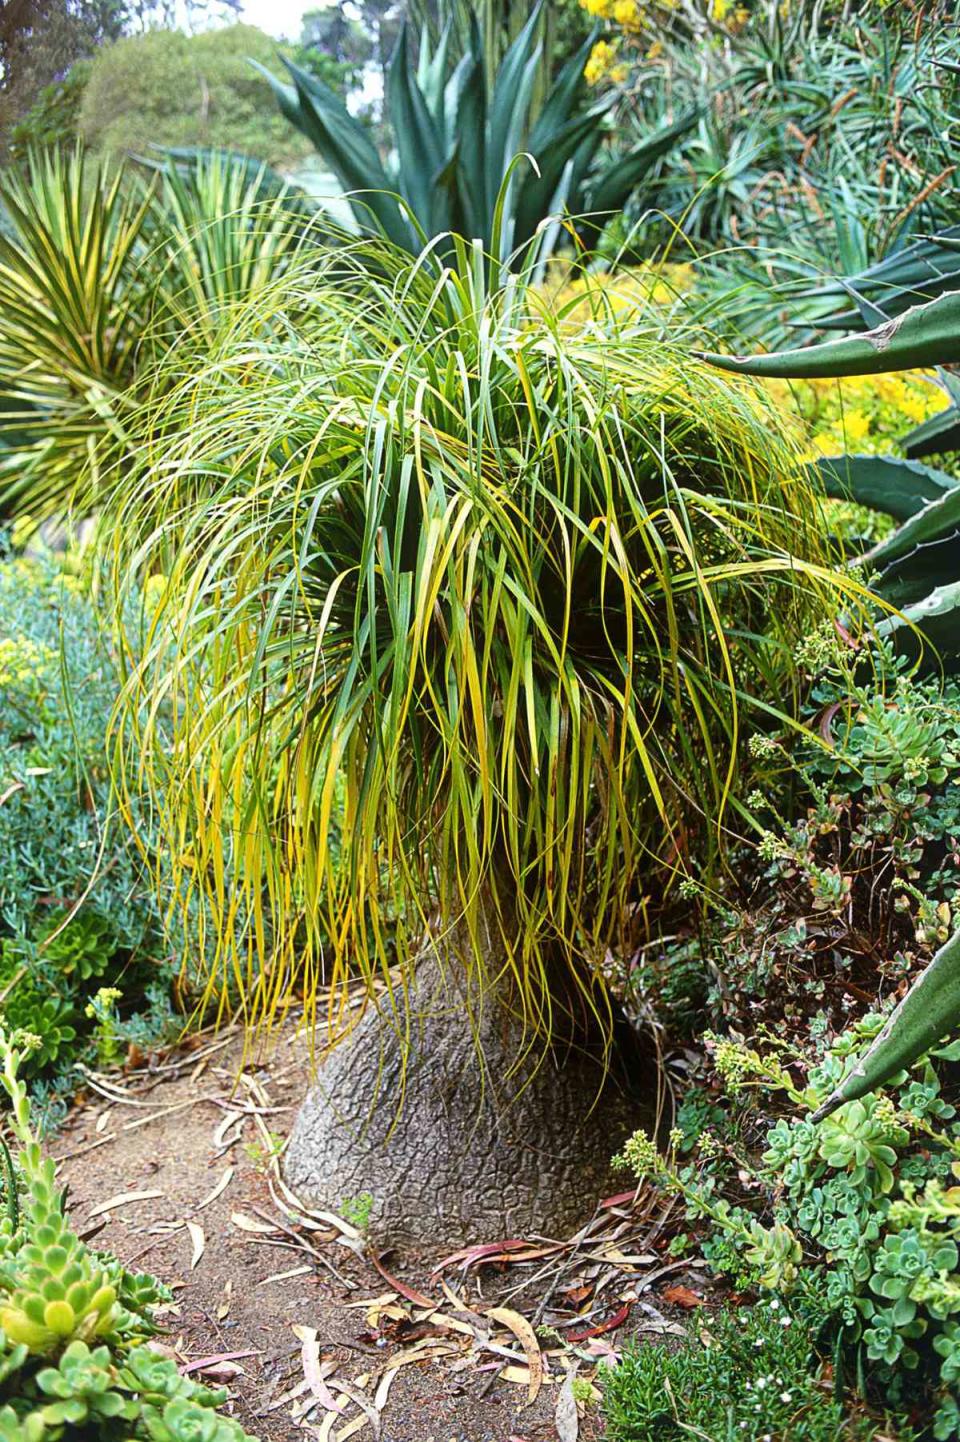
[
  {"left": 579, "top": 0, "right": 746, "bottom": 80},
  {"left": 762, "top": 372, "right": 946, "bottom": 463},
  {"left": 0, "top": 636, "right": 59, "bottom": 700},
  {"left": 584, "top": 38, "right": 628, "bottom": 86},
  {"left": 538, "top": 259, "right": 695, "bottom": 322}
]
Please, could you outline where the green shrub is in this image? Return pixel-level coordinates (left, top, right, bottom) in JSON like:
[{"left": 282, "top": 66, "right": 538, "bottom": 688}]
[
  {"left": 8, "top": 66, "right": 90, "bottom": 162},
  {"left": 0, "top": 1023, "right": 258, "bottom": 1440},
  {"left": 0, "top": 549, "right": 177, "bottom": 1123},
  {"left": 602, "top": 1296, "right": 883, "bottom": 1442},
  {"left": 615, "top": 1016, "right": 960, "bottom": 1437},
  {"left": 78, "top": 26, "right": 316, "bottom": 167}
]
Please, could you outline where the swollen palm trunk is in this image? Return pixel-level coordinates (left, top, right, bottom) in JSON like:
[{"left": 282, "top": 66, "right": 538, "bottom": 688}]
[{"left": 284, "top": 887, "right": 650, "bottom": 1248}]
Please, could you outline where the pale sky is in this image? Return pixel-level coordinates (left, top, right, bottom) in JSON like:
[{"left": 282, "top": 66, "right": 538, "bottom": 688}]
[{"left": 238, "top": 0, "right": 311, "bottom": 42}]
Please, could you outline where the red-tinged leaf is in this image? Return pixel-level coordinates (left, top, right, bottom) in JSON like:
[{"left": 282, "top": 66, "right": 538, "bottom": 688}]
[
  {"left": 561, "top": 1283, "right": 593, "bottom": 1305},
  {"left": 432, "top": 1238, "right": 530, "bottom": 1274},
  {"left": 566, "top": 1304, "right": 630, "bottom": 1342},
  {"left": 819, "top": 701, "right": 842, "bottom": 746},
  {"left": 370, "top": 1253, "right": 436, "bottom": 1308},
  {"left": 600, "top": 1189, "right": 638, "bottom": 1209},
  {"left": 182, "top": 1349, "right": 261, "bottom": 1374},
  {"left": 662, "top": 1284, "right": 703, "bottom": 1309}
]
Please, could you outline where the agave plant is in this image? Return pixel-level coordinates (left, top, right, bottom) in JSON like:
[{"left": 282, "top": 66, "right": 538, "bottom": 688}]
[
  {"left": 700, "top": 287, "right": 960, "bottom": 1120},
  {"left": 0, "top": 147, "right": 316, "bottom": 523},
  {"left": 104, "top": 234, "right": 848, "bottom": 1245},
  {"left": 256, "top": 4, "right": 696, "bottom": 267},
  {"left": 700, "top": 285, "right": 960, "bottom": 665}
]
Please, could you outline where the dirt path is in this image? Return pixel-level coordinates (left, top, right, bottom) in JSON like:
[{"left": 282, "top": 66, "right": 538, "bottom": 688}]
[{"left": 54, "top": 1022, "right": 696, "bottom": 1440}]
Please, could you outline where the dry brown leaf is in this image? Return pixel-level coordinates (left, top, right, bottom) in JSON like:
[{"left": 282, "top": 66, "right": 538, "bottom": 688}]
[
  {"left": 182, "top": 1349, "right": 260, "bottom": 1375},
  {"left": 662, "top": 1284, "right": 703, "bottom": 1309},
  {"left": 197, "top": 1166, "right": 233, "bottom": 1211},
  {"left": 256, "top": 1265, "right": 312, "bottom": 1287},
  {"left": 95, "top": 1110, "right": 112, "bottom": 1135},
  {"left": 88, "top": 1189, "right": 164, "bottom": 1218},
  {"left": 216, "top": 1280, "right": 232, "bottom": 1320},
  {"left": 488, "top": 1307, "right": 543, "bottom": 1404},
  {"left": 326, "top": 1378, "right": 380, "bottom": 1440},
  {"left": 186, "top": 1221, "right": 205, "bottom": 1269},
  {"left": 555, "top": 1374, "right": 579, "bottom": 1442},
  {"left": 230, "top": 1211, "right": 277, "bottom": 1234},
  {"left": 213, "top": 1111, "right": 243, "bottom": 1148}
]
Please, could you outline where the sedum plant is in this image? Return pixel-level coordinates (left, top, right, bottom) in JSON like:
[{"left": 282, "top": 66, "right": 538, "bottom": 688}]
[
  {"left": 256, "top": 4, "right": 696, "bottom": 267},
  {"left": 617, "top": 1019, "right": 960, "bottom": 1439},
  {"left": 0, "top": 1023, "right": 258, "bottom": 1440}
]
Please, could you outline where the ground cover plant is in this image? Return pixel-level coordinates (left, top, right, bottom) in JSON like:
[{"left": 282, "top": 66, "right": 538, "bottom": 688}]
[
  {"left": 0, "top": 544, "right": 179, "bottom": 1130},
  {"left": 602, "top": 1295, "right": 885, "bottom": 1442},
  {"left": 610, "top": 629, "right": 960, "bottom": 1437}
]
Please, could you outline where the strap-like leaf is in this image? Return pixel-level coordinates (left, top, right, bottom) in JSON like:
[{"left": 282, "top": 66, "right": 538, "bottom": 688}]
[
  {"left": 812, "top": 452, "right": 960, "bottom": 521},
  {"left": 388, "top": 27, "right": 449, "bottom": 236},
  {"left": 256, "top": 58, "right": 414, "bottom": 251},
  {"left": 902, "top": 403, "right": 960, "bottom": 460},
  {"left": 700, "top": 289, "right": 960, "bottom": 378},
  {"left": 585, "top": 108, "right": 699, "bottom": 219},
  {"left": 488, "top": 2, "right": 543, "bottom": 187}
]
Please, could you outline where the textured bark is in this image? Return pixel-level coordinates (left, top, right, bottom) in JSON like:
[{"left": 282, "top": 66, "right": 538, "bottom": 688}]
[{"left": 284, "top": 903, "right": 653, "bottom": 1250}]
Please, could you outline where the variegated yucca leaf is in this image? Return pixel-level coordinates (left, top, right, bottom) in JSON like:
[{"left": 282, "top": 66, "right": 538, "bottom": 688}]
[{"left": 0, "top": 148, "right": 317, "bottom": 523}]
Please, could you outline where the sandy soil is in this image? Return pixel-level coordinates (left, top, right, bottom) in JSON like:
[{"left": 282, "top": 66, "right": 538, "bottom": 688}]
[{"left": 54, "top": 1021, "right": 700, "bottom": 1440}]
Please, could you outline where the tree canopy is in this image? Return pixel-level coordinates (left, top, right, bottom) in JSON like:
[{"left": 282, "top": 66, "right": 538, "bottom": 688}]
[{"left": 78, "top": 22, "right": 316, "bottom": 166}]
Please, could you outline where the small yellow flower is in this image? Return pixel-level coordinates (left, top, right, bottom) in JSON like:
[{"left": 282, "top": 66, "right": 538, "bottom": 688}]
[
  {"left": 584, "top": 38, "right": 619, "bottom": 85},
  {"left": 613, "top": 0, "right": 642, "bottom": 27},
  {"left": 646, "top": 39, "right": 664, "bottom": 60},
  {"left": 841, "top": 409, "right": 871, "bottom": 445},
  {"left": 579, "top": 0, "right": 614, "bottom": 15}
]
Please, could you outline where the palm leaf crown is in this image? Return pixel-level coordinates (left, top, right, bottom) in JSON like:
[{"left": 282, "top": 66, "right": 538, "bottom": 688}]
[{"left": 108, "top": 240, "right": 847, "bottom": 1056}]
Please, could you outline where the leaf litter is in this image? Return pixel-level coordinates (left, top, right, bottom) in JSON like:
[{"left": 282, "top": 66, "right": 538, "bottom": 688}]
[{"left": 54, "top": 1007, "right": 702, "bottom": 1440}]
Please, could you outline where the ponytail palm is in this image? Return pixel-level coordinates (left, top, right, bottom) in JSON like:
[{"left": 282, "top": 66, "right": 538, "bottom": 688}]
[{"left": 111, "top": 242, "right": 843, "bottom": 1054}]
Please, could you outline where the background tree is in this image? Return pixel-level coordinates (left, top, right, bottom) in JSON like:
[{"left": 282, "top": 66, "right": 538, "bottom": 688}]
[
  {"left": 78, "top": 24, "right": 318, "bottom": 166},
  {"left": 0, "top": 0, "right": 123, "bottom": 151}
]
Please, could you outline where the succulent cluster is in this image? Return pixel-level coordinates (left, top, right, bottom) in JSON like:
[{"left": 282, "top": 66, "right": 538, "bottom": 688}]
[
  {"left": 617, "top": 1013, "right": 960, "bottom": 1437},
  {"left": 0, "top": 1024, "right": 258, "bottom": 1441}
]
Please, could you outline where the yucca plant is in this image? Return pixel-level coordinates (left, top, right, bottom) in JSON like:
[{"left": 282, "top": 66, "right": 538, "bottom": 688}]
[
  {"left": 0, "top": 148, "right": 153, "bottom": 521},
  {"left": 105, "top": 236, "right": 849, "bottom": 1245},
  {"left": 256, "top": 3, "right": 696, "bottom": 268},
  {"left": 0, "top": 147, "right": 316, "bottom": 523}
]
